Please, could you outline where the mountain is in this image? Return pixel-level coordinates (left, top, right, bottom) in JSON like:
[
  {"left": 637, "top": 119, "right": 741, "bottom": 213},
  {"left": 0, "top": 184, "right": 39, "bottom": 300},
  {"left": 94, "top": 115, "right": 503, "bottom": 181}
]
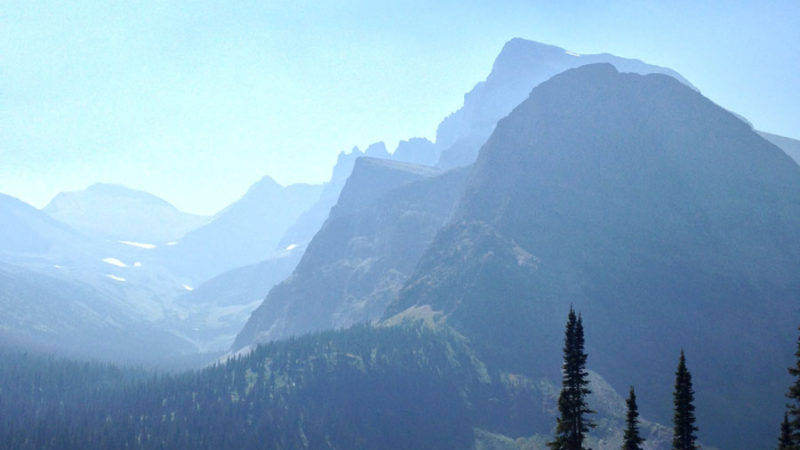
[
  {"left": 44, "top": 183, "right": 209, "bottom": 244},
  {"left": 233, "top": 158, "right": 466, "bottom": 350},
  {"left": 385, "top": 63, "right": 800, "bottom": 449},
  {"left": 2, "top": 189, "right": 297, "bottom": 363},
  {"left": 157, "top": 176, "right": 323, "bottom": 284},
  {"left": 435, "top": 38, "right": 696, "bottom": 169},
  {"left": 170, "top": 248, "right": 303, "bottom": 352},
  {"left": 276, "top": 140, "right": 439, "bottom": 253},
  {"left": 759, "top": 131, "right": 800, "bottom": 165},
  {"left": 0, "top": 263, "right": 194, "bottom": 364},
  {"left": 0, "top": 193, "right": 80, "bottom": 258},
  {"left": 276, "top": 143, "right": 390, "bottom": 251},
  {"left": 391, "top": 137, "right": 438, "bottom": 166}
]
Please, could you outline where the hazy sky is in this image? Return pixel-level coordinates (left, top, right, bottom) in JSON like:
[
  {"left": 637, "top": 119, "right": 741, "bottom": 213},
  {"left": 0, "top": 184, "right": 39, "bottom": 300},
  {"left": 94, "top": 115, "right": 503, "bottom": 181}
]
[{"left": 2, "top": 1, "right": 798, "bottom": 215}]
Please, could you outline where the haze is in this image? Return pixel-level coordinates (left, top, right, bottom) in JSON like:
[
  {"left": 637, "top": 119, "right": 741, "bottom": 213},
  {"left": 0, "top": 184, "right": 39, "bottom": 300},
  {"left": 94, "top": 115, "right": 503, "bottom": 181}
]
[{"left": 2, "top": 0, "right": 798, "bottom": 214}]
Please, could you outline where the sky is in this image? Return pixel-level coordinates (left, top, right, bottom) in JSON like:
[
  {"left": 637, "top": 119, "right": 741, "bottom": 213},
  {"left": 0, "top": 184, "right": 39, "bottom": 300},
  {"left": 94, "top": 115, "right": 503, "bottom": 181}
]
[{"left": 2, "top": 0, "right": 798, "bottom": 215}]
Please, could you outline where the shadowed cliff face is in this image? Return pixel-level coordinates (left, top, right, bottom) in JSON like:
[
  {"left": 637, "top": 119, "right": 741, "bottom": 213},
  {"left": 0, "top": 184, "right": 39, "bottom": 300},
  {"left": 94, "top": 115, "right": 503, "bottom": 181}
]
[
  {"left": 233, "top": 158, "right": 469, "bottom": 350},
  {"left": 388, "top": 63, "right": 800, "bottom": 450}
]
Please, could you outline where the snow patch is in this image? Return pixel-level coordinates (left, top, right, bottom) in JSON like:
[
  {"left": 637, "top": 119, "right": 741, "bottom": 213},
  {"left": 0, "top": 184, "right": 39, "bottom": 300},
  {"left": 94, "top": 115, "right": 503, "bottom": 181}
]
[
  {"left": 106, "top": 274, "right": 126, "bottom": 282},
  {"left": 285, "top": 243, "right": 297, "bottom": 251},
  {"left": 102, "top": 257, "right": 127, "bottom": 268},
  {"left": 53, "top": 265, "right": 63, "bottom": 269},
  {"left": 119, "top": 240, "right": 157, "bottom": 249},
  {"left": 565, "top": 50, "right": 581, "bottom": 56},
  {"left": 133, "top": 262, "right": 142, "bottom": 268},
  {"left": 166, "top": 241, "right": 178, "bottom": 246},
  {"left": 183, "top": 284, "right": 194, "bottom": 291}
]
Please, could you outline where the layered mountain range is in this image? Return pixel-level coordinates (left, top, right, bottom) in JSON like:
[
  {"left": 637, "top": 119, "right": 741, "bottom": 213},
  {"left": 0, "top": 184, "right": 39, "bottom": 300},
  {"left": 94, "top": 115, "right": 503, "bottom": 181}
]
[
  {"left": 434, "top": 38, "right": 695, "bottom": 168},
  {"left": 2, "top": 38, "right": 799, "bottom": 448},
  {"left": 234, "top": 158, "right": 467, "bottom": 348},
  {"left": 234, "top": 63, "right": 800, "bottom": 449}
]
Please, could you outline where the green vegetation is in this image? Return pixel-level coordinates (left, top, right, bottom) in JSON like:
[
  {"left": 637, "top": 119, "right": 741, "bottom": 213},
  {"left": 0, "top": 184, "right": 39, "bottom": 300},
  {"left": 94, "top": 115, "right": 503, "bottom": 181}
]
[
  {"left": 548, "top": 308, "right": 594, "bottom": 450},
  {"left": 672, "top": 351, "right": 698, "bottom": 450},
  {"left": 779, "top": 412, "right": 794, "bottom": 450},
  {"left": 0, "top": 323, "right": 527, "bottom": 449},
  {"left": 5, "top": 315, "right": 800, "bottom": 449},
  {"left": 623, "top": 387, "right": 644, "bottom": 450},
  {"left": 780, "top": 326, "right": 800, "bottom": 449}
]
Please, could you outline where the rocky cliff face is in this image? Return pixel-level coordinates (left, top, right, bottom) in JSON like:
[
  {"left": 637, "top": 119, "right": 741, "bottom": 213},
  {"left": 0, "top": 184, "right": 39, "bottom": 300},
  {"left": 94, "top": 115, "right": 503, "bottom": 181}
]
[{"left": 233, "top": 159, "right": 468, "bottom": 350}]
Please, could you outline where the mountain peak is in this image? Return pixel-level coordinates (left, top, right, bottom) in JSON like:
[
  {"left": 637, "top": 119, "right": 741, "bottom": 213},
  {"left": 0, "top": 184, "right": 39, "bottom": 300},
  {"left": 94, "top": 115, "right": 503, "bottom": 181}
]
[
  {"left": 329, "top": 156, "right": 439, "bottom": 219},
  {"left": 496, "top": 38, "right": 572, "bottom": 61},
  {"left": 435, "top": 39, "right": 695, "bottom": 169},
  {"left": 245, "top": 175, "right": 283, "bottom": 194},
  {"left": 43, "top": 183, "right": 207, "bottom": 243},
  {"left": 365, "top": 141, "right": 389, "bottom": 158},
  {"left": 395, "top": 58, "right": 800, "bottom": 450}
]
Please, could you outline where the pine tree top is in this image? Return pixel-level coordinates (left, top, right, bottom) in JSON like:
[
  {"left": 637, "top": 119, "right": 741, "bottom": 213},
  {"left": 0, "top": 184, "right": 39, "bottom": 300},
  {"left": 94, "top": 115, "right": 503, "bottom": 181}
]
[
  {"left": 673, "top": 350, "right": 698, "bottom": 450},
  {"left": 786, "top": 327, "right": 800, "bottom": 446},
  {"left": 623, "top": 386, "right": 644, "bottom": 450},
  {"left": 778, "top": 411, "right": 793, "bottom": 450}
]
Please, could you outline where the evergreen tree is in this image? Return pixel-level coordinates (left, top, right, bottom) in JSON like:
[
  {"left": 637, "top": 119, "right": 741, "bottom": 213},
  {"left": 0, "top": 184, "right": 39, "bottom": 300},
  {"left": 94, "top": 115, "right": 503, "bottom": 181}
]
[
  {"left": 548, "top": 307, "right": 595, "bottom": 450},
  {"left": 778, "top": 412, "right": 794, "bottom": 450},
  {"left": 785, "top": 326, "right": 800, "bottom": 448},
  {"left": 622, "top": 386, "right": 644, "bottom": 450},
  {"left": 672, "top": 350, "right": 698, "bottom": 450}
]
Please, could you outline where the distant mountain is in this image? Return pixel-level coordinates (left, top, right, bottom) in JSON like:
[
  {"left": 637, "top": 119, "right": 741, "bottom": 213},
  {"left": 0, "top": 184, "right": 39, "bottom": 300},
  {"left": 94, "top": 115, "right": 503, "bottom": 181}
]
[
  {"left": 2, "top": 185, "right": 316, "bottom": 362},
  {"left": 0, "top": 193, "right": 79, "bottom": 258},
  {"left": 385, "top": 64, "right": 800, "bottom": 449},
  {"left": 759, "top": 131, "right": 800, "bottom": 165},
  {"left": 158, "top": 176, "right": 322, "bottom": 284},
  {"left": 276, "top": 140, "right": 439, "bottom": 253},
  {"left": 276, "top": 143, "right": 390, "bottom": 251},
  {"left": 234, "top": 158, "right": 466, "bottom": 349},
  {"left": 170, "top": 248, "right": 303, "bottom": 352},
  {"left": 0, "top": 263, "right": 194, "bottom": 364},
  {"left": 44, "top": 183, "right": 209, "bottom": 244},
  {"left": 435, "top": 38, "right": 695, "bottom": 169},
  {"left": 391, "top": 137, "right": 438, "bottom": 166}
]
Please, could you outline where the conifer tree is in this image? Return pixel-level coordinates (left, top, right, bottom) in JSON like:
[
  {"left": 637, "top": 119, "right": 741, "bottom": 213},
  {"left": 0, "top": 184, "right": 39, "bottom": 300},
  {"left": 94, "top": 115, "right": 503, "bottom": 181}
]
[
  {"left": 672, "top": 350, "right": 698, "bottom": 450},
  {"left": 548, "top": 307, "right": 595, "bottom": 450},
  {"left": 785, "top": 326, "right": 800, "bottom": 448},
  {"left": 622, "top": 386, "right": 644, "bottom": 450},
  {"left": 778, "top": 412, "right": 794, "bottom": 450}
]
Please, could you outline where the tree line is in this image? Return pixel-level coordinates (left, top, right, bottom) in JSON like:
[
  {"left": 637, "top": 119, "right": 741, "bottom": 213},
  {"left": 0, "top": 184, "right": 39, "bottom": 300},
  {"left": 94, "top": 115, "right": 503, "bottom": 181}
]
[{"left": 547, "top": 307, "right": 800, "bottom": 450}]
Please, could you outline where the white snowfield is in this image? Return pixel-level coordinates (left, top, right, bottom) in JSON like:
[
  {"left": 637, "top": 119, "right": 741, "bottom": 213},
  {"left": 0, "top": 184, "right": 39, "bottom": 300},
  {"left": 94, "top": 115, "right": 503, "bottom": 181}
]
[
  {"left": 183, "top": 284, "right": 193, "bottom": 291},
  {"left": 285, "top": 243, "right": 297, "bottom": 251},
  {"left": 119, "top": 240, "right": 157, "bottom": 249},
  {"left": 102, "top": 257, "right": 127, "bottom": 268},
  {"left": 105, "top": 274, "right": 126, "bottom": 282}
]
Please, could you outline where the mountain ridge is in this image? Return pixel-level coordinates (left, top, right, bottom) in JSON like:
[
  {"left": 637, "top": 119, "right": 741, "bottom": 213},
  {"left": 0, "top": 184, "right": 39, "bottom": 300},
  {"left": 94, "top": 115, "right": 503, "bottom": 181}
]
[
  {"left": 44, "top": 183, "right": 209, "bottom": 244},
  {"left": 385, "top": 63, "right": 800, "bottom": 449}
]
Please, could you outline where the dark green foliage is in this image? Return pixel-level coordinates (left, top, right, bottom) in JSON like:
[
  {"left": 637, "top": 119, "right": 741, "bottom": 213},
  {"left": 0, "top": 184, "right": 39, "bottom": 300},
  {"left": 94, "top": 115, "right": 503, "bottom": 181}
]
[
  {"left": 672, "top": 350, "right": 698, "bottom": 450},
  {"left": 623, "top": 386, "right": 644, "bottom": 450},
  {"left": 786, "top": 326, "right": 800, "bottom": 448},
  {"left": 0, "top": 324, "right": 505, "bottom": 449},
  {"left": 548, "top": 307, "right": 594, "bottom": 450},
  {"left": 778, "top": 412, "right": 794, "bottom": 450}
]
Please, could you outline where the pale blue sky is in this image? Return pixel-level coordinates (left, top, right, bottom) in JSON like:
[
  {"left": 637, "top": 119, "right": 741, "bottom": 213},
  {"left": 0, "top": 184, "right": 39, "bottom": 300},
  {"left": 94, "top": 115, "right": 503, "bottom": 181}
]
[{"left": 2, "top": 1, "right": 798, "bottom": 214}]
